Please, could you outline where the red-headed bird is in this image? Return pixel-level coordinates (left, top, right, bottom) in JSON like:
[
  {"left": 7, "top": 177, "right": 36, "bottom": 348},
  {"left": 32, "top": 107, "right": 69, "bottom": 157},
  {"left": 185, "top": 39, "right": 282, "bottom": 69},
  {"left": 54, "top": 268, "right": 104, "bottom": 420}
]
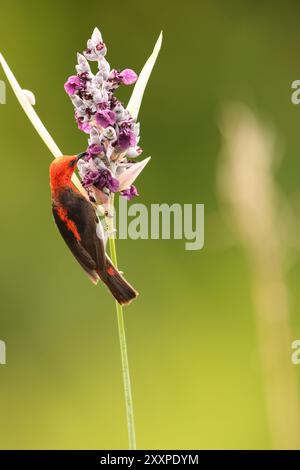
[{"left": 50, "top": 153, "right": 138, "bottom": 305}]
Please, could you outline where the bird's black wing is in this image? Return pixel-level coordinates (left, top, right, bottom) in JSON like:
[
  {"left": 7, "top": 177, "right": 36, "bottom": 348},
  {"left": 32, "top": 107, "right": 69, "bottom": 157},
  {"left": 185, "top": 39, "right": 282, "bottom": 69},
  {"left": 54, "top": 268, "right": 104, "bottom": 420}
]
[
  {"left": 52, "top": 188, "right": 107, "bottom": 284},
  {"left": 53, "top": 188, "right": 138, "bottom": 304}
]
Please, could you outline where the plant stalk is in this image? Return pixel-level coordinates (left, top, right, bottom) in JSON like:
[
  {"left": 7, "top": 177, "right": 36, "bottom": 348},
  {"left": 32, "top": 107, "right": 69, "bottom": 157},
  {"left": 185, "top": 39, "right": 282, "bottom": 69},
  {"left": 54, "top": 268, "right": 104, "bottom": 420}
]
[{"left": 107, "top": 196, "right": 136, "bottom": 450}]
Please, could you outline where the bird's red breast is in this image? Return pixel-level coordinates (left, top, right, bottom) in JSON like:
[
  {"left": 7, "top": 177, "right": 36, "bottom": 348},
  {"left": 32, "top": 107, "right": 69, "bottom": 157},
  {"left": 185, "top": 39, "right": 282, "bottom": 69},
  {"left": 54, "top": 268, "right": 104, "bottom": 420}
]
[{"left": 50, "top": 155, "right": 83, "bottom": 242}]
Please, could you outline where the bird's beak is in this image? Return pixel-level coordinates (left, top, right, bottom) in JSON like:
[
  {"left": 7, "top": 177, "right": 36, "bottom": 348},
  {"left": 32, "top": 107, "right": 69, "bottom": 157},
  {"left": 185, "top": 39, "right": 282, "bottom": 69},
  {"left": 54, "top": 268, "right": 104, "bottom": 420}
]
[{"left": 76, "top": 152, "right": 88, "bottom": 161}]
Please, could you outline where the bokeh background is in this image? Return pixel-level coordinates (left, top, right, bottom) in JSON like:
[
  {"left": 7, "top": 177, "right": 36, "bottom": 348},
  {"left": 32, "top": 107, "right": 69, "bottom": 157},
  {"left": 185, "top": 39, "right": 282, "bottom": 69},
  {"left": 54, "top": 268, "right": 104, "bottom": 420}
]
[{"left": 1, "top": 0, "right": 300, "bottom": 450}]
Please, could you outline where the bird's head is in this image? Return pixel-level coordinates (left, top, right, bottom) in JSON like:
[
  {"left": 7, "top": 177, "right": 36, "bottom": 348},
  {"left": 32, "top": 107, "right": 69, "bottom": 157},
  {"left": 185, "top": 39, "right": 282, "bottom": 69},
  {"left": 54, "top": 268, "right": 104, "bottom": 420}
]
[{"left": 50, "top": 152, "right": 87, "bottom": 190}]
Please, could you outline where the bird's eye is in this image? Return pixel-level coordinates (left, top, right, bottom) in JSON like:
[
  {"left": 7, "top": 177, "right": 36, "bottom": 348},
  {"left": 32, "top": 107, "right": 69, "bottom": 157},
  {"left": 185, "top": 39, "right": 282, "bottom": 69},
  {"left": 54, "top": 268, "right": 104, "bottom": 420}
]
[{"left": 68, "top": 159, "right": 76, "bottom": 168}]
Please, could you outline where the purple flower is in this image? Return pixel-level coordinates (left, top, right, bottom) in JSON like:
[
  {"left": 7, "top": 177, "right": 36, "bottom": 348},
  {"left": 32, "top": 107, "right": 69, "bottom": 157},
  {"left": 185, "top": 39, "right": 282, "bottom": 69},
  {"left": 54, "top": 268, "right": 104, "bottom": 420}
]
[
  {"left": 64, "top": 75, "right": 82, "bottom": 95},
  {"left": 95, "top": 109, "right": 116, "bottom": 128},
  {"left": 79, "top": 72, "right": 91, "bottom": 85},
  {"left": 107, "top": 69, "right": 120, "bottom": 87},
  {"left": 75, "top": 114, "right": 92, "bottom": 134},
  {"left": 88, "top": 143, "right": 104, "bottom": 156},
  {"left": 108, "top": 69, "right": 138, "bottom": 89},
  {"left": 83, "top": 168, "right": 119, "bottom": 193},
  {"left": 82, "top": 170, "right": 101, "bottom": 187},
  {"left": 96, "top": 42, "right": 106, "bottom": 52},
  {"left": 117, "top": 128, "right": 137, "bottom": 150},
  {"left": 121, "top": 185, "right": 139, "bottom": 200},
  {"left": 119, "top": 69, "right": 138, "bottom": 85},
  {"left": 97, "top": 169, "right": 119, "bottom": 192}
]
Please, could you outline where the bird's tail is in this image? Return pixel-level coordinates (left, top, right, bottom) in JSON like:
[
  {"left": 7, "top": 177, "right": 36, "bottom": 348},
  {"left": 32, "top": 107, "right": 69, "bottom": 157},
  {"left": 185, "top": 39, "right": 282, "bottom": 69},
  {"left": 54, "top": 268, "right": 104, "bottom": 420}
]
[{"left": 98, "top": 258, "right": 138, "bottom": 305}]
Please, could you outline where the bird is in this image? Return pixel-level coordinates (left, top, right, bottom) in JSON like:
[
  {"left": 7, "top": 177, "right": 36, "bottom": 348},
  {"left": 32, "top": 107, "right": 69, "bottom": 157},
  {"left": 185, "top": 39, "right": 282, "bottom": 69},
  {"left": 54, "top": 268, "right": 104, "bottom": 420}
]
[{"left": 49, "top": 152, "right": 138, "bottom": 305}]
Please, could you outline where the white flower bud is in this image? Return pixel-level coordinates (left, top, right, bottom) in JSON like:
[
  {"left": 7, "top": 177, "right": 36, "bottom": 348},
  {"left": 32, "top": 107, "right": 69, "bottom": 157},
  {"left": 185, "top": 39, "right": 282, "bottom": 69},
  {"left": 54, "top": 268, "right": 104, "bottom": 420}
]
[
  {"left": 22, "top": 89, "right": 36, "bottom": 106},
  {"left": 89, "top": 127, "right": 101, "bottom": 145},
  {"left": 76, "top": 53, "right": 91, "bottom": 74},
  {"left": 92, "top": 27, "right": 103, "bottom": 44},
  {"left": 104, "top": 126, "right": 117, "bottom": 141},
  {"left": 114, "top": 103, "right": 126, "bottom": 121},
  {"left": 126, "top": 146, "right": 142, "bottom": 158},
  {"left": 98, "top": 57, "right": 110, "bottom": 76},
  {"left": 71, "top": 95, "right": 84, "bottom": 108}
]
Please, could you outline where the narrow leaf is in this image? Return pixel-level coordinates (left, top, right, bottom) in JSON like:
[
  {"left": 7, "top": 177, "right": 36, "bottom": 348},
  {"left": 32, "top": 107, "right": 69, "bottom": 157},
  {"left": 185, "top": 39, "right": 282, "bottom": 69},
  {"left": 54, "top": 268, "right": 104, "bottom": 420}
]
[{"left": 126, "top": 32, "right": 162, "bottom": 120}]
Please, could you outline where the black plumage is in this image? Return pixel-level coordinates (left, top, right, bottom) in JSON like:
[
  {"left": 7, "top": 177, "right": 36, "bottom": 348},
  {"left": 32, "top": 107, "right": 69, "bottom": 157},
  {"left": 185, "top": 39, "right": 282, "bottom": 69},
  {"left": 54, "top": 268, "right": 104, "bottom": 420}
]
[{"left": 52, "top": 187, "right": 137, "bottom": 305}]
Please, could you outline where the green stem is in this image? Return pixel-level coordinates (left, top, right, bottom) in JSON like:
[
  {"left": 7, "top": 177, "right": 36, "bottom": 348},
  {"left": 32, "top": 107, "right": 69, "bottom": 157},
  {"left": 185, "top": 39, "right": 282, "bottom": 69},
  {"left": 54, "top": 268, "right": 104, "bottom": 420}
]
[{"left": 107, "top": 197, "right": 137, "bottom": 450}]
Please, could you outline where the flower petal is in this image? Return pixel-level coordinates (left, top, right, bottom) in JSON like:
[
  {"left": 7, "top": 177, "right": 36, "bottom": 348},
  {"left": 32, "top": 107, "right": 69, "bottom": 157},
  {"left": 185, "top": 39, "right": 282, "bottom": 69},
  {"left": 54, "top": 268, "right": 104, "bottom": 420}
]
[
  {"left": 93, "top": 187, "right": 110, "bottom": 205},
  {"left": 91, "top": 27, "right": 103, "bottom": 44},
  {"left": 119, "top": 69, "right": 138, "bottom": 85},
  {"left": 117, "top": 156, "right": 151, "bottom": 191},
  {"left": 76, "top": 53, "right": 91, "bottom": 74},
  {"left": 126, "top": 31, "right": 162, "bottom": 120}
]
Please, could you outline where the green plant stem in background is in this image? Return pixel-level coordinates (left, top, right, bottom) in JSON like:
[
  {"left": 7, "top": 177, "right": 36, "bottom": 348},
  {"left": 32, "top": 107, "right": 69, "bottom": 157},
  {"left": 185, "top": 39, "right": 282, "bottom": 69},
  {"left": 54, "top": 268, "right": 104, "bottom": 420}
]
[{"left": 107, "top": 197, "right": 136, "bottom": 451}]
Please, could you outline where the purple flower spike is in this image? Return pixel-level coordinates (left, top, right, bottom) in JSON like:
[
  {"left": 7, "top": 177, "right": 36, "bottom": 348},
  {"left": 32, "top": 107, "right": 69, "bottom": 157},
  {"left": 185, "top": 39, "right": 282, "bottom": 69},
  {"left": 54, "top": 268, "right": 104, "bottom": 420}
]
[
  {"left": 64, "top": 75, "right": 82, "bottom": 95},
  {"left": 95, "top": 109, "right": 116, "bottom": 128},
  {"left": 121, "top": 185, "right": 139, "bottom": 200},
  {"left": 119, "top": 69, "right": 138, "bottom": 85},
  {"left": 118, "top": 128, "right": 137, "bottom": 150},
  {"left": 65, "top": 27, "right": 160, "bottom": 199}
]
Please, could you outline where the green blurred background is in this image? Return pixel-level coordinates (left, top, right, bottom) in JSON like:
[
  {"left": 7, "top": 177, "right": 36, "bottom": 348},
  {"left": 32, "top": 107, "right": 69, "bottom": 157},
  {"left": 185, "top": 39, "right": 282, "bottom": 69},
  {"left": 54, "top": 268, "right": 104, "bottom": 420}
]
[{"left": 1, "top": 0, "right": 300, "bottom": 450}]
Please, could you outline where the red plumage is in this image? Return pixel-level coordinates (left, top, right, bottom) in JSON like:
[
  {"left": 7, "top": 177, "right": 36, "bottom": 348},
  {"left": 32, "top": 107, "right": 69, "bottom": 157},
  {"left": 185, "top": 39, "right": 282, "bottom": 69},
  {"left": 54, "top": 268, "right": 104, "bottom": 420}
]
[{"left": 50, "top": 155, "right": 138, "bottom": 305}]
